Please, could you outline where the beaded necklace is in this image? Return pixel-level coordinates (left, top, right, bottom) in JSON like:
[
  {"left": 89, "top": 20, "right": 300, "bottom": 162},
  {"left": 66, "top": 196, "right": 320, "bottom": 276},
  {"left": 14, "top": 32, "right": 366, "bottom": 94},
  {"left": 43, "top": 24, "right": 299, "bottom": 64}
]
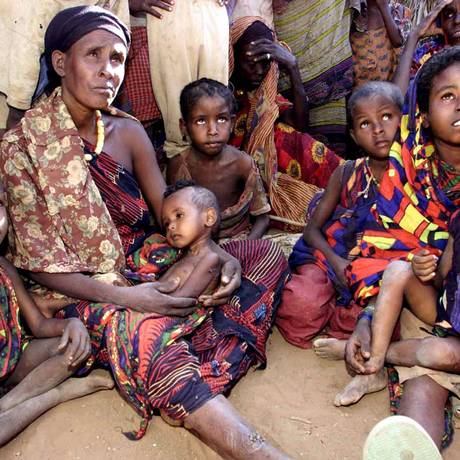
[{"left": 84, "top": 110, "right": 105, "bottom": 162}]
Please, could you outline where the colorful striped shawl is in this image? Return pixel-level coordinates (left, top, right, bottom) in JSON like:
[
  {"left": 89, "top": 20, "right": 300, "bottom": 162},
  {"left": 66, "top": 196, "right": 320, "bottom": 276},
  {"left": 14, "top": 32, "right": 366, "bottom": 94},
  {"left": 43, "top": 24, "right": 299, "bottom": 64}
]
[
  {"left": 289, "top": 158, "right": 378, "bottom": 306},
  {"left": 348, "top": 114, "right": 460, "bottom": 304}
]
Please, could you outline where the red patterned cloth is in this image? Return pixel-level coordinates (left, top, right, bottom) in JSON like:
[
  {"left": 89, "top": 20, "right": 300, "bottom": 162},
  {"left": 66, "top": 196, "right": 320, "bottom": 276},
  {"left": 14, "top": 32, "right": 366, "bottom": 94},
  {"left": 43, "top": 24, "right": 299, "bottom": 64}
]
[{"left": 124, "top": 26, "right": 161, "bottom": 124}]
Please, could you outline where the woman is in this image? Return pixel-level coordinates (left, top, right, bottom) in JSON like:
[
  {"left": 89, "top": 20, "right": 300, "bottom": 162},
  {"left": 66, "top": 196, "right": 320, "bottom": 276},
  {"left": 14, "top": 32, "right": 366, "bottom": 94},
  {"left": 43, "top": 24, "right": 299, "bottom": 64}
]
[
  {"left": 0, "top": 7, "right": 290, "bottom": 459},
  {"left": 229, "top": 18, "right": 342, "bottom": 230}
]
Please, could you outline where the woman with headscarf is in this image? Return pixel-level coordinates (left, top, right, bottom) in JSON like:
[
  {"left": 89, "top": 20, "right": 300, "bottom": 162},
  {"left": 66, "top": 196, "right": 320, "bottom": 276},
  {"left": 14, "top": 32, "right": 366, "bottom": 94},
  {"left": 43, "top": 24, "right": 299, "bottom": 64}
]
[
  {"left": 229, "top": 18, "right": 342, "bottom": 231},
  {"left": 0, "top": 7, "right": 291, "bottom": 458}
]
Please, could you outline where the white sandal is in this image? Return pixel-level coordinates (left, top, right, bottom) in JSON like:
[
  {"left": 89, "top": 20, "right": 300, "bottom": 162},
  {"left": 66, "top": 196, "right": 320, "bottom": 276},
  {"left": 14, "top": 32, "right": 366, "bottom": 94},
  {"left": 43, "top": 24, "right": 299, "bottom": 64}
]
[{"left": 363, "top": 415, "right": 442, "bottom": 460}]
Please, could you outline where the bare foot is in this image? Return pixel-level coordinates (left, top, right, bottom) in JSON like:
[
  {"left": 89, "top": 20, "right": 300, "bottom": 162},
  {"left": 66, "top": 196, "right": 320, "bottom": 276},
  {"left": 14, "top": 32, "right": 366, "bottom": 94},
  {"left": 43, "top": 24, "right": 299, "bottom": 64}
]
[
  {"left": 55, "top": 370, "right": 114, "bottom": 403},
  {"left": 313, "top": 338, "right": 346, "bottom": 360},
  {"left": 363, "top": 356, "right": 385, "bottom": 375},
  {"left": 334, "top": 370, "right": 387, "bottom": 407}
]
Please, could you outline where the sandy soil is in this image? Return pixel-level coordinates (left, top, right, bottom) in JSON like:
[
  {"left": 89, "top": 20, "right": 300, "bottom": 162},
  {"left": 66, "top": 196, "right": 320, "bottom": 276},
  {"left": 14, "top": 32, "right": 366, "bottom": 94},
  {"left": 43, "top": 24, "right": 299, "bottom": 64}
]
[{"left": 1, "top": 329, "right": 459, "bottom": 460}]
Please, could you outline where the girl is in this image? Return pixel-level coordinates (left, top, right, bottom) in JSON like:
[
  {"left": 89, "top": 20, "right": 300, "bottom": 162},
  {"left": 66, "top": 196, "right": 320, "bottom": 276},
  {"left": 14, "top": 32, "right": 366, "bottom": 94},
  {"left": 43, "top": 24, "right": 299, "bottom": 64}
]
[
  {"left": 168, "top": 78, "right": 271, "bottom": 240},
  {"left": 277, "top": 81, "right": 403, "bottom": 349},
  {"left": 0, "top": 182, "right": 112, "bottom": 446}
]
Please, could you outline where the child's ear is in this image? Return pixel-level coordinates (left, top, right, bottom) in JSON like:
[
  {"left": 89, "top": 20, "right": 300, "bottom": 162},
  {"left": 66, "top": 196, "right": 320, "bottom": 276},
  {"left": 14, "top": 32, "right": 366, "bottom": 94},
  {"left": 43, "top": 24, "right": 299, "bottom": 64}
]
[
  {"left": 205, "top": 208, "right": 218, "bottom": 227},
  {"left": 349, "top": 129, "right": 357, "bottom": 145},
  {"left": 52, "top": 50, "right": 66, "bottom": 78},
  {"left": 421, "top": 112, "right": 430, "bottom": 129},
  {"left": 230, "top": 114, "right": 236, "bottom": 131},
  {"left": 179, "top": 118, "right": 188, "bottom": 138}
]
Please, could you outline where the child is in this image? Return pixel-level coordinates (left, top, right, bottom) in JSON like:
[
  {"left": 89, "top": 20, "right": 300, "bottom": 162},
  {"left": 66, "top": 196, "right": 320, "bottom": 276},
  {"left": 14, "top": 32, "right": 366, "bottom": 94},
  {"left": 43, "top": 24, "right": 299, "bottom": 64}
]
[
  {"left": 159, "top": 180, "right": 224, "bottom": 299},
  {"left": 277, "top": 81, "right": 403, "bottom": 349},
  {"left": 0, "top": 183, "right": 112, "bottom": 446},
  {"left": 351, "top": 0, "right": 412, "bottom": 86},
  {"left": 167, "top": 78, "right": 271, "bottom": 240}
]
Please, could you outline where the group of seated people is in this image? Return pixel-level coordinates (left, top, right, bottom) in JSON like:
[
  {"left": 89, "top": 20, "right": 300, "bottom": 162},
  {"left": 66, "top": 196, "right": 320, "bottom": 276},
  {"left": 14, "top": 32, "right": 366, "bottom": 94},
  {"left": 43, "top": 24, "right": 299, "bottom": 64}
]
[{"left": 1, "top": 1, "right": 460, "bottom": 459}]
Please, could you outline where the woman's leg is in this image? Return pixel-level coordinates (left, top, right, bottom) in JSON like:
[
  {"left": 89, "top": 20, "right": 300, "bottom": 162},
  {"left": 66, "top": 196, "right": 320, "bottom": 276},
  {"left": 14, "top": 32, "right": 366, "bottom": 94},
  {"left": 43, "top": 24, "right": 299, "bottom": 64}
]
[
  {"left": 184, "top": 395, "right": 291, "bottom": 460},
  {"left": 399, "top": 376, "right": 449, "bottom": 449}
]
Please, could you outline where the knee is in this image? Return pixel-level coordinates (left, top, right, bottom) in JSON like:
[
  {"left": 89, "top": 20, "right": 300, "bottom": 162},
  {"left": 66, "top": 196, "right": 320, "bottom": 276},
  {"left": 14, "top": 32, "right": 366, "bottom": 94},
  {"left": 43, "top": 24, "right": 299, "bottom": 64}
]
[
  {"left": 416, "top": 339, "right": 460, "bottom": 370},
  {"left": 383, "top": 261, "right": 413, "bottom": 284}
]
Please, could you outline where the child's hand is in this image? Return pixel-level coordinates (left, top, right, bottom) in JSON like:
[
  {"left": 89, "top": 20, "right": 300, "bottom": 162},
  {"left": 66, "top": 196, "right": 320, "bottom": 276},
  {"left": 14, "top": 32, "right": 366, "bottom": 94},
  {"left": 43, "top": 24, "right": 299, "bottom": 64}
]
[
  {"left": 411, "top": 0, "right": 452, "bottom": 39},
  {"left": 58, "top": 318, "right": 91, "bottom": 368},
  {"left": 411, "top": 249, "right": 438, "bottom": 282},
  {"left": 333, "top": 257, "right": 350, "bottom": 287}
]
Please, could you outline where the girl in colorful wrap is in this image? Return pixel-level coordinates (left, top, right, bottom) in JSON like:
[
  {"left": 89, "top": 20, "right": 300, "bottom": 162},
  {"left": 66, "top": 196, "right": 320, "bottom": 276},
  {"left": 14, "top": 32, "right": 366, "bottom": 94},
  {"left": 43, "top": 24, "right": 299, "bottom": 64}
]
[
  {"left": 0, "top": 6, "right": 291, "bottom": 458},
  {"left": 277, "top": 82, "right": 403, "bottom": 349},
  {"left": 317, "top": 48, "right": 460, "bottom": 455}
]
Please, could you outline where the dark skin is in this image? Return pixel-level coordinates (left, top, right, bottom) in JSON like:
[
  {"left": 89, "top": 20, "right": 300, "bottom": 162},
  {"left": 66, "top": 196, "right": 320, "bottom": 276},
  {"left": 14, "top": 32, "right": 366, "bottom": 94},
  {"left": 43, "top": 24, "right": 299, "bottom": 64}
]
[
  {"left": 233, "top": 39, "right": 309, "bottom": 132},
  {"left": 160, "top": 189, "right": 223, "bottom": 299},
  {"left": 27, "top": 30, "right": 240, "bottom": 316},
  {"left": 356, "top": 0, "right": 403, "bottom": 47},
  {"left": 168, "top": 95, "right": 269, "bottom": 239},
  {"left": 392, "top": 0, "right": 453, "bottom": 95},
  {"left": 304, "top": 95, "right": 400, "bottom": 286},
  {"left": 128, "top": 0, "right": 229, "bottom": 19}
]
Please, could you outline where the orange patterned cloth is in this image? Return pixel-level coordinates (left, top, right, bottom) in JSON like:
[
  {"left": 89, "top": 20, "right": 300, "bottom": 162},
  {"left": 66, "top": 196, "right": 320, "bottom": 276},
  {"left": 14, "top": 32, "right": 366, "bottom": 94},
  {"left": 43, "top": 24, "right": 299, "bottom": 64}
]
[{"left": 0, "top": 88, "right": 125, "bottom": 273}]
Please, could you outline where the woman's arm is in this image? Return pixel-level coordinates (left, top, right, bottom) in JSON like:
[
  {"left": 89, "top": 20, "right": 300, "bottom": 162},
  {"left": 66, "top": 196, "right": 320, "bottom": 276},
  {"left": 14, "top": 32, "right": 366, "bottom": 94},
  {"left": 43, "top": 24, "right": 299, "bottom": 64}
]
[
  {"left": 247, "top": 214, "right": 269, "bottom": 240},
  {"left": 303, "top": 164, "right": 349, "bottom": 285},
  {"left": 247, "top": 39, "right": 308, "bottom": 131},
  {"left": 28, "top": 271, "right": 197, "bottom": 316},
  {"left": 126, "top": 120, "right": 166, "bottom": 222}
]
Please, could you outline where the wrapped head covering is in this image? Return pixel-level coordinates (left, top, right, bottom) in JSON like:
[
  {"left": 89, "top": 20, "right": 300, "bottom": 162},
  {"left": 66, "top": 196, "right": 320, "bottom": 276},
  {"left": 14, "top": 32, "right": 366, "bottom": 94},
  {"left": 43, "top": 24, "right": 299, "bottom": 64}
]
[{"left": 34, "top": 5, "right": 130, "bottom": 101}]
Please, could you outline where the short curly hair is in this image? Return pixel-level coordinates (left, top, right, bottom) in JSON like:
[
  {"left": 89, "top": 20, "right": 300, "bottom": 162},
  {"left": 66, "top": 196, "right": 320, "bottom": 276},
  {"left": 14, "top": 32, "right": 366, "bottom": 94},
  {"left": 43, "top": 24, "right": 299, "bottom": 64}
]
[
  {"left": 347, "top": 81, "right": 404, "bottom": 121},
  {"left": 417, "top": 46, "right": 460, "bottom": 113},
  {"left": 164, "top": 179, "right": 220, "bottom": 213},
  {"left": 180, "top": 78, "right": 236, "bottom": 122}
]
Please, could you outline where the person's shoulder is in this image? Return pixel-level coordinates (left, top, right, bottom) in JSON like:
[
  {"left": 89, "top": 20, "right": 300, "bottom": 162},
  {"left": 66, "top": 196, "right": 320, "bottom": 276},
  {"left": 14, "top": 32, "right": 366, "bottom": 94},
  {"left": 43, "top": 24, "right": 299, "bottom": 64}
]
[{"left": 225, "top": 145, "right": 253, "bottom": 174}]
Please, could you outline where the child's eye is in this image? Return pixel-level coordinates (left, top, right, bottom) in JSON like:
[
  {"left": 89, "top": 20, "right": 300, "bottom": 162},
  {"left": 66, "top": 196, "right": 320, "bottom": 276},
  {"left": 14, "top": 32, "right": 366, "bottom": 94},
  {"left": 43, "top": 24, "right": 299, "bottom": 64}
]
[
  {"left": 196, "top": 118, "right": 206, "bottom": 125},
  {"left": 360, "top": 121, "right": 369, "bottom": 129},
  {"left": 217, "top": 116, "right": 228, "bottom": 123},
  {"left": 444, "top": 8, "right": 455, "bottom": 19},
  {"left": 382, "top": 113, "right": 391, "bottom": 121},
  {"left": 441, "top": 92, "right": 455, "bottom": 101},
  {"left": 88, "top": 48, "right": 99, "bottom": 58},
  {"left": 176, "top": 212, "right": 184, "bottom": 219}
]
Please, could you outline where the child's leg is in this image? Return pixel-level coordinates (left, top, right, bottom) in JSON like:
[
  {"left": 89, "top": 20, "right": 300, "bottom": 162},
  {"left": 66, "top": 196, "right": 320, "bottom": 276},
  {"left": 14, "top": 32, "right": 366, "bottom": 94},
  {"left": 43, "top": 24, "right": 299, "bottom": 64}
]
[
  {"left": 366, "top": 261, "right": 437, "bottom": 373},
  {"left": 387, "top": 336, "right": 460, "bottom": 373},
  {"left": 399, "top": 376, "right": 449, "bottom": 449},
  {"left": 0, "top": 337, "right": 87, "bottom": 412},
  {"left": 0, "top": 372, "right": 113, "bottom": 446}
]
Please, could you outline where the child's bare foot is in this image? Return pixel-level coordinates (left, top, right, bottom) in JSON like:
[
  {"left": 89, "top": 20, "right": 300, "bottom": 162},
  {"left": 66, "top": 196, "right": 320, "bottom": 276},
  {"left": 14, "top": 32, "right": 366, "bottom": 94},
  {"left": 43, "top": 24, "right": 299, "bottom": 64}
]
[
  {"left": 55, "top": 370, "right": 114, "bottom": 403},
  {"left": 333, "top": 370, "right": 387, "bottom": 407},
  {"left": 313, "top": 339, "right": 347, "bottom": 360},
  {"left": 313, "top": 338, "right": 346, "bottom": 360}
]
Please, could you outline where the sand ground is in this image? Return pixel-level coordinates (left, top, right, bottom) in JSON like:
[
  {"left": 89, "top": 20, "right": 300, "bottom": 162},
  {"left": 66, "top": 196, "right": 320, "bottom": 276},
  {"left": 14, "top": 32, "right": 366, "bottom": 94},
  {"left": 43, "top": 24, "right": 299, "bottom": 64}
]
[{"left": 1, "top": 329, "right": 459, "bottom": 460}]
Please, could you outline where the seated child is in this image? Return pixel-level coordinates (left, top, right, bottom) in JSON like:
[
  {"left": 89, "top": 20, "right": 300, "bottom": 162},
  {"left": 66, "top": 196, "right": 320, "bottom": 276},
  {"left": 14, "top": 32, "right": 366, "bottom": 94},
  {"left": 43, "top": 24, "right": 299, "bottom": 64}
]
[
  {"left": 0, "top": 184, "right": 112, "bottom": 446},
  {"left": 167, "top": 78, "right": 271, "bottom": 240},
  {"left": 351, "top": 0, "right": 411, "bottom": 86},
  {"left": 159, "top": 180, "right": 224, "bottom": 299},
  {"left": 277, "top": 81, "right": 403, "bottom": 349}
]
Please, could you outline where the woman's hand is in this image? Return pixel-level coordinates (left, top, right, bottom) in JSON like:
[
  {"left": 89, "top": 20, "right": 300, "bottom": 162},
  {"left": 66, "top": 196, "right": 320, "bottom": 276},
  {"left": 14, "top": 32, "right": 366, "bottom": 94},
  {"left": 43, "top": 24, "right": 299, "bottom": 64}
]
[
  {"left": 199, "top": 258, "right": 242, "bottom": 307},
  {"left": 58, "top": 318, "right": 91, "bottom": 368},
  {"left": 411, "top": 249, "right": 438, "bottom": 282},
  {"left": 344, "top": 317, "right": 372, "bottom": 375},
  {"left": 126, "top": 280, "right": 198, "bottom": 316},
  {"left": 246, "top": 38, "right": 297, "bottom": 70},
  {"left": 128, "top": 0, "right": 174, "bottom": 19}
]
